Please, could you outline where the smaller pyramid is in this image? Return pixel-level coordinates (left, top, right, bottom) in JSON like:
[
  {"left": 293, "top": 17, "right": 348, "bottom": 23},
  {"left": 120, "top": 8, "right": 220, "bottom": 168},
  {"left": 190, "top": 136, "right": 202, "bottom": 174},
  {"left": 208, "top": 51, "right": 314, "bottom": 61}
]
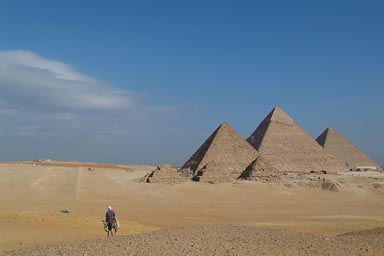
[
  {"left": 192, "top": 162, "right": 234, "bottom": 183},
  {"left": 181, "top": 122, "right": 258, "bottom": 183},
  {"left": 316, "top": 128, "right": 380, "bottom": 169},
  {"left": 145, "top": 164, "right": 185, "bottom": 184},
  {"left": 239, "top": 156, "right": 281, "bottom": 183}
]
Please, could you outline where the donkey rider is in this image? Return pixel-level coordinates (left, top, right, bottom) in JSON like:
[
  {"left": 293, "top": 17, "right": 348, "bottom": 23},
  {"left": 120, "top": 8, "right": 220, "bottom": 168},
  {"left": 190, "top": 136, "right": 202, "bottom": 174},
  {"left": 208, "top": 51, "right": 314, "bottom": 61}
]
[{"left": 105, "top": 206, "right": 116, "bottom": 224}]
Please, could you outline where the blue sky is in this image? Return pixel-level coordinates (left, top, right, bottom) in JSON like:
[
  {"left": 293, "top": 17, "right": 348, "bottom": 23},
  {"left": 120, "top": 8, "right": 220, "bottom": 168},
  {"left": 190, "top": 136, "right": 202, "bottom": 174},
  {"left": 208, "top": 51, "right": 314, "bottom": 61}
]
[{"left": 0, "top": 0, "right": 383, "bottom": 166}]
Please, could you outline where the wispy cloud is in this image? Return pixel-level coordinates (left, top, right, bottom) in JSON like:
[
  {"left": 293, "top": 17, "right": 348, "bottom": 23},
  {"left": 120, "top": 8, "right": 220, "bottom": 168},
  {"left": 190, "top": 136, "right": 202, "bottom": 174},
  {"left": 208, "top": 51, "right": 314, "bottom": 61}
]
[
  {"left": 0, "top": 50, "right": 188, "bottom": 163},
  {"left": 0, "top": 50, "right": 178, "bottom": 134},
  {"left": 0, "top": 50, "right": 134, "bottom": 113}
]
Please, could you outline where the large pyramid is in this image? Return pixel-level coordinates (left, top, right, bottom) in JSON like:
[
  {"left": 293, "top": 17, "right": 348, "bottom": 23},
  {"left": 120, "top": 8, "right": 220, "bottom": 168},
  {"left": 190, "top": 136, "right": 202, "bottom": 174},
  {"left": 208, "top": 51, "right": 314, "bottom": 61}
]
[
  {"left": 316, "top": 128, "right": 380, "bottom": 169},
  {"left": 247, "top": 107, "right": 346, "bottom": 173},
  {"left": 181, "top": 122, "right": 258, "bottom": 182}
]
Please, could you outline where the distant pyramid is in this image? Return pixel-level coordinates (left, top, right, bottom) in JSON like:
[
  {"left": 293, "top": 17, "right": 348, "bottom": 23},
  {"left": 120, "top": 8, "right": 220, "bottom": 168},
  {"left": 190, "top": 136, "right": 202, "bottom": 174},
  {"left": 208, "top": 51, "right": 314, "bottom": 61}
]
[
  {"left": 316, "top": 128, "right": 380, "bottom": 169},
  {"left": 181, "top": 122, "right": 258, "bottom": 182},
  {"left": 247, "top": 107, "right": 345, "bottom": 172}
]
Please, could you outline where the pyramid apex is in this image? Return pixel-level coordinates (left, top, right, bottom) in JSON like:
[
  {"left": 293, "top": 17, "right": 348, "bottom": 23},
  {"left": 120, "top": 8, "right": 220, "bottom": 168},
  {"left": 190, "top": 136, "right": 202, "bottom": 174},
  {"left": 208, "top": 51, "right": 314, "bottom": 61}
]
[
  {"left": 216, "top": 122, "right": 233, "bottom": 131},
  {"left": 219, "top": 122, "right": 230, "bottom": 127},
  {"left": 317, "top": 127, "right": 344, "bottom": 147},
  {"left": 325, "top": 128, "right": 337, "bottom": 135},
  {"left": 272, "top": 106, "right": 282, "bottom": 111},
  {"left": 266, "top": 106, "right": 294, "bottom": 125}
]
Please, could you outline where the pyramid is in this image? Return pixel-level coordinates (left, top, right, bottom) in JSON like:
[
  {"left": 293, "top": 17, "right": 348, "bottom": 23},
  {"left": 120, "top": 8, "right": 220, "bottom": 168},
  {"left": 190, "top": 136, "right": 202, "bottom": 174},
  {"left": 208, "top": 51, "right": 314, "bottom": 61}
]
[
  {"left": 247, "top": 107, "right": 346, "bottom": 173},
  {"left": 192, "top": 162, "right": 235, "bottom": 183},
  {"left": 145, "top": 164, "right": 185, "bottom": 184},
  {"left": 239, "top": 156, "right": 281, "bottom": 183},
  {"left": 181, "top": 122, "right": 258, "bottom": 182},
  {"left": 316, "top": 128, "right": 380, "bottom": 169}
]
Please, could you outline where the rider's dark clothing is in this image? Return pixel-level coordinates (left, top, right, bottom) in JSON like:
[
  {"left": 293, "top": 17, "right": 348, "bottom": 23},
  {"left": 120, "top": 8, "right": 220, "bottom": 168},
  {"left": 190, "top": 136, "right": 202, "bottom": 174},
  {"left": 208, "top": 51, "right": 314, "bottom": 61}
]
[{"left": 105, "top": 209, "right": 116, "bottom": 221}]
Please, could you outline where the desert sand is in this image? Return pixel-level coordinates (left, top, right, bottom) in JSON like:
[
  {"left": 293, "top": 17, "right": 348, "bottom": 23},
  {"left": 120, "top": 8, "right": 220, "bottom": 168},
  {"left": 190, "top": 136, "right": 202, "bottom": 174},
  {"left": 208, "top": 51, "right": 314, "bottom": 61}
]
[
  {"left": 4, "top": 225, "right": 384, "bottom": 256},
  {"left": 1, "top": 161, "right": 384, "bottom": 255}
]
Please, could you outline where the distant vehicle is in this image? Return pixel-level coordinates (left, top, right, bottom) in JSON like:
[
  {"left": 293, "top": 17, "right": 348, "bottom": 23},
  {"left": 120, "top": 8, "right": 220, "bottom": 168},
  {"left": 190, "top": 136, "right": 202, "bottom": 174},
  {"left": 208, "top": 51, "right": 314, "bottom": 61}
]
[
  {"left": 351, "top": 166, "right": 378, "bottom": 172},
  {"left": 33, "top": 159, "right": 52, "bottom": 162}
]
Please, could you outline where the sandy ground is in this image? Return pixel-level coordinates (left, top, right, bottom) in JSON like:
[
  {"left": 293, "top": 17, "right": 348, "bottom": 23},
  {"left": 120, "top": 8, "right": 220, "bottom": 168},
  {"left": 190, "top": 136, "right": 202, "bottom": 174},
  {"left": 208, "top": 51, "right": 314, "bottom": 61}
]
[
  {"left": 3, "top": 225, "right": 384, "bottom": 256},
  {"left": 0, "top": 162, "right": 383, "bottom": 254}
]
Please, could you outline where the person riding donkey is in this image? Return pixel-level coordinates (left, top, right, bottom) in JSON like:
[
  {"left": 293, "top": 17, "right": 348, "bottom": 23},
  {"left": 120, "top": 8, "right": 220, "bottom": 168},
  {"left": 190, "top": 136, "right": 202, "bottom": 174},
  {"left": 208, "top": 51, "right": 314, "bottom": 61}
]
[
  {"left": 105, "top": 205, "right": 116, "bottom": 224},
  {"left": 104, "top": 205, "right": 119, "bottom": 237}
]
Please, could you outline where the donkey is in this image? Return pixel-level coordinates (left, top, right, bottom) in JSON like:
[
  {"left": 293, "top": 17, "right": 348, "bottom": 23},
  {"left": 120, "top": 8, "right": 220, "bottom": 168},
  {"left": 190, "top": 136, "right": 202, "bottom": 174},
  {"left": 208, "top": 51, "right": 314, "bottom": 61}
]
[{"left": 103, "top": 219, "right": 118, "bottom": 238}]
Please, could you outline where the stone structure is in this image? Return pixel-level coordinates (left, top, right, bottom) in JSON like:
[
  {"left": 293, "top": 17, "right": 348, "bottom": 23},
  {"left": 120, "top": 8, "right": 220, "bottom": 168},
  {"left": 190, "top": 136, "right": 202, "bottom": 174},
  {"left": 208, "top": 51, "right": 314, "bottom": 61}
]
[
  {"left": 321, "top": 180, "right": 340, "bottom": 192},
  {"left": 247, "top": 107, "right": 345, "bottom": 173},
  {"left": 181, "top": 122, "right": 258, "bottom": 183},
  {"left": 316, "top": 128, "right": 381, "bottom": 170},
  {"left": 192, "top": 163, "right": 234, "bottom": 183},
  {"left": 145, "top": 164, "right": 185, "bottom": 184},
  {"left": 239, "top": 156, "right": 281, "bottom": 183}
]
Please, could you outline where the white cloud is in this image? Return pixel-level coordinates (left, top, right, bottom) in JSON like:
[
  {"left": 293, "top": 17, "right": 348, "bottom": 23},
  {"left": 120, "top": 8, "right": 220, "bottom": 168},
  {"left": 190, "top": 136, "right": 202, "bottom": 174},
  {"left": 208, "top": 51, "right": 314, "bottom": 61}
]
[
  {"left": 0, "top": 49, "right": 179, "bottom": 137},
  {"left": 0, "top": 50, "right": 186, "bottom": 164},
  {"left": 0, "top": 50, "right": 133, "bottom": 112}
]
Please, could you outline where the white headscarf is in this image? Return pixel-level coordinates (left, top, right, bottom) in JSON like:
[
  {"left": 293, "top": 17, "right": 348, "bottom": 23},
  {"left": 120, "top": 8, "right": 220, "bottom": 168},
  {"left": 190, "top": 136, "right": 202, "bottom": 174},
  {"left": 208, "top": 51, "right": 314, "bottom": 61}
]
[{"left": 108, "top": 206, "right": 112, "bottom": 210}]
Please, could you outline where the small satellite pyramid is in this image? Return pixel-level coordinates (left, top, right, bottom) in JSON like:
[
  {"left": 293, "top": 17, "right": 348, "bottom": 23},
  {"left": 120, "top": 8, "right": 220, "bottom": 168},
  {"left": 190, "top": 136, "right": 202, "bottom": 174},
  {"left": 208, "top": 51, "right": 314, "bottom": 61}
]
[
  {"left": 316, "top": 128, "right": 380, "bottom": 170},
  {"left": 181, "top": 122, "right": 258, "bottom": 182},
  {"left": 145, "top": 164, "right": 185, "bottom": 184},
  {"left": 239, "top": 156, "right": 281, "bottom": 183},
  {"left": 247, "top": 107, "right": 345, "bottom": 172}
]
